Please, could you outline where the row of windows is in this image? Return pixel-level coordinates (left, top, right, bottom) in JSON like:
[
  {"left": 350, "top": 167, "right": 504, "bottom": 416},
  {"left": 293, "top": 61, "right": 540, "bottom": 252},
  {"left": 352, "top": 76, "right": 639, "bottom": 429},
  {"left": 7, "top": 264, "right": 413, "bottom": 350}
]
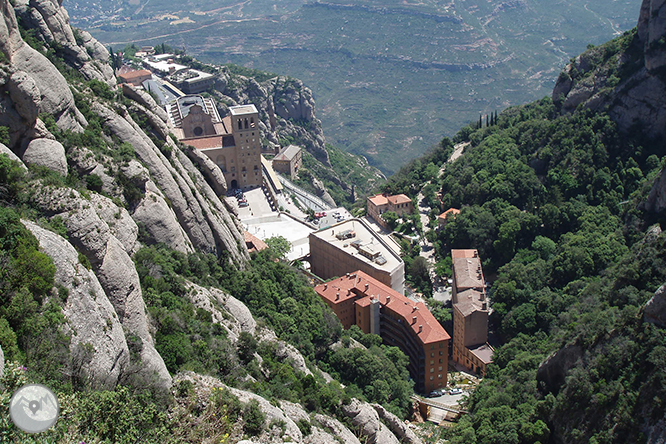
[
  {"left": 429, "top": 374, "right": 443, "bottom": 381},
  {"left": 429, "top": 366, "right": 443, "bottom": 373}
]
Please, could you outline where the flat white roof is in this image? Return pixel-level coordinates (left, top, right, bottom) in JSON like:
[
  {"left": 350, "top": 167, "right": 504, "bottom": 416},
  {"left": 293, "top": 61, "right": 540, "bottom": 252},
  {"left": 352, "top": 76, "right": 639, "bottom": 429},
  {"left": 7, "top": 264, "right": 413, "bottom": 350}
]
[
  {"left": 229, "top": 104, "right": 258, "bottom": 115},
  {"left": 310, "top": 218, "right": 402, "bottom": 274}
]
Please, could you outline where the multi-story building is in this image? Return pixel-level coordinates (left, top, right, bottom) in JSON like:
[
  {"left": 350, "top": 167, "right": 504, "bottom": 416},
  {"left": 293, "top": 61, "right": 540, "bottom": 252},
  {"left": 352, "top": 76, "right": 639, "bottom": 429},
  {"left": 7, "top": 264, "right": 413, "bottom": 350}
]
[
  {"left": 272, "top": 145, "right": 302, "bottom": 179},
  {"left": 451, "top": 249, "right": 493, "bottom": 376},
  {"left": 309, "top": 219, "right": 405, "bottom": 293},
  {"left": 169, "top": 98, "right": 263, "bottom": 190},
  {"left": 168, "top": 68, "right": 216, "bottom": 94},
  {"left": 366, "top": 193, "right": 414, "bottom": 229},
  {"left": 315, "top": 271, "right": 450, "bottom": 393}
]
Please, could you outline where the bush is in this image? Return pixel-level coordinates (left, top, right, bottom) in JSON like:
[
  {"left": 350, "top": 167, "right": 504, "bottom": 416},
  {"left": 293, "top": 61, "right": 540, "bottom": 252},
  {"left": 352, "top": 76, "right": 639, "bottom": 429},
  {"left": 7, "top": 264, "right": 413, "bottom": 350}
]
[{"left": 243, "top": 399, "right": 265, "bottom": 436}]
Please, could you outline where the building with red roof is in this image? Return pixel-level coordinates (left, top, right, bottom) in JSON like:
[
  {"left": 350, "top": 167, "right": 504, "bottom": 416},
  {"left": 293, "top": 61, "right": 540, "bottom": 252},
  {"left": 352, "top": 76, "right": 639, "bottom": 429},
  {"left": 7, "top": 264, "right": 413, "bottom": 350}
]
[
  {"left": 366, "top": 193, "right": 414, "bottom": 229},
  {"left": 437, "top": 207, "right": 460, "bottom": 229},
  {"left": 315, "top": 270, "right": 450, "bottom": 393}
]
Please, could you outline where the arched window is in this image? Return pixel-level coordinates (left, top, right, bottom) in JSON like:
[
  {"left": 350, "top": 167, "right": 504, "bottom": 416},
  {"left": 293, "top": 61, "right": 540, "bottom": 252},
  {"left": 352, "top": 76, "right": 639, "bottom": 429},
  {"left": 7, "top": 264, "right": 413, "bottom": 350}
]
[
  {"left": 244, "top": 118, "right": 249, "bottom": 129},
  {"left": 237, "top": 119, "right": 242, "bottom": 130}
]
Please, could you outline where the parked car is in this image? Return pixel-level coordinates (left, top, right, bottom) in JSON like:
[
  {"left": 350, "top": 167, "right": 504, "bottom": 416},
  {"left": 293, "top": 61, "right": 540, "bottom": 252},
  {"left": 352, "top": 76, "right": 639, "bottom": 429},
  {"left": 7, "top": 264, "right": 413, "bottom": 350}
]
[
  {"left": 239, "top": 201, "right": 249, "bottom": 208},
  {"left": 449, "top": 388, "right": 463, "bottom": 395},
  {"left": 428, "top": 390, "right": 443, "bottom": 397}
]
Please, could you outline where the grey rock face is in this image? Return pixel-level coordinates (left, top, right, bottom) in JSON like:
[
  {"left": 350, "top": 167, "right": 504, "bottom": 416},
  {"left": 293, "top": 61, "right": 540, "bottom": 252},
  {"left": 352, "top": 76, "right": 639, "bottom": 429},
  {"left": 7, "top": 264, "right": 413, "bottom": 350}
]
[
  {"left": 341, "top": 399, "right": 401, "bottom": 444},
  {"left": 314, "top": 414, "right": 362, "bottom": 444},
  {"left": 121, "top": 84, "right": 168, "bottom": 122},
  {"left": 536, "top": 343, "right": 584, "bottom": 395},
  {"left": 372, "top": 404, "right": 422, "bottom": 444},
  {"left": 22, "top": 220, "right": 129, "bottom": 388},
  {"left": 216, "top": 72, "right": 330, "bottom": 165},
  {"left": 7, "top": 70, "right": 40, "bottom": 123},
  {"left": 92, "top": 101, "right": 249, "bottom": 265},
  {"left": 22, "top": 138, "right": 67, "bottom": 175},
  {"left": 11, "top": 43, "right": 86, "bottom": 132},
  {"left": 644, "top": 283, "right": 666, "bottom": 327},
  {"left": 30, "top": 186, "right": 171, "bottom": 386},
  {"left": 14, "top": 0, "right": 115, "bottom": 85},
  {"left": 553, "top": 0, "right": 666, "bottom": 144},
  {"left": 639, "top": 0, "right": 666, "bottom": 71}
]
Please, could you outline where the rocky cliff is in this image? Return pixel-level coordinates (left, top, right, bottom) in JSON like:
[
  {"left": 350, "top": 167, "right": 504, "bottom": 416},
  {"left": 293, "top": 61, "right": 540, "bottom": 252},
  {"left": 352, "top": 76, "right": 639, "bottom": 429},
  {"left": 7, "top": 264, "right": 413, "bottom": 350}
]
[
  {"left": 0, "top": 0, "right": 252, "bottom": 388},
  {"left": 553, "top": 0, "right": 666, "bottom": 141}
]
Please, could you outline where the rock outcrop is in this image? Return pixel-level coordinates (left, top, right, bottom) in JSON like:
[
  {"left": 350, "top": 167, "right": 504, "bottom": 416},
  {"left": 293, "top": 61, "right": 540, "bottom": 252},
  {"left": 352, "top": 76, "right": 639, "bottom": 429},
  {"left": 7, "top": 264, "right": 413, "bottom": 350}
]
[
  {"left": 553, "top": 0, "right": 666, "bottom": 143},
  {"left": 21, "top": 138, "right": 67, "bottom": 175},
  {"left": 215, "top": 73, "right": 330, "bottom": 165},
  {"left": 644, "top": 283, "right": 666, "bottom": 327},
  {"left": 341, "top": 399, "right": 402, "bottom": 444},
  {"left": 0, "top": 142, "right": 27, "bottom": 169},
  {"left": 29, "top": 185, "right": 171, "bottom": 386},
  {"left": 536, "top": 343, "right": 584, "bottom": 395},
  {"left": 0, "top": 0, "right": 86, "bottom": 146},
  {"left": 14, "top": 0, "right": 115, "bottom": 85},
  {"left": 22, "top": 220, "right": 129, "bottom": 388},
  {"left": 92, "top": 100, "right": 249, "bottom": 264}
]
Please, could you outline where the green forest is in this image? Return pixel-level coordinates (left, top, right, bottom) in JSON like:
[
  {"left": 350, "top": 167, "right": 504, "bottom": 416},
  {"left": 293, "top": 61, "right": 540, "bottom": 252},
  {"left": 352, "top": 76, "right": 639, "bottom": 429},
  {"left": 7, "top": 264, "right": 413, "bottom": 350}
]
[{"left": 379, "top": 28, "right": 666, "bottom": 443}]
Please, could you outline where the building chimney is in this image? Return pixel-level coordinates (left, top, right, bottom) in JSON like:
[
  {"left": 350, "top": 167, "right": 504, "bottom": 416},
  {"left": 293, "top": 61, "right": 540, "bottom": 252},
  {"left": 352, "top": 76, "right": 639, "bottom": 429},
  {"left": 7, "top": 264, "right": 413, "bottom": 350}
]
[
  {"left": 324, "top": 283, "right": 327, "bottom": 290},
  {"left": 412, "top": 306, "right": 417, "bottom": 312},
  {"left": 336, "top": 293, "right": 340, "bottom": 301},
  {"left": 386, "top": 295, "right": 391, "bottom": 304},
  {"left": 412, "top": 316, "right": 417, "bottom": 324},
  {"left": 482, "top": 302, "right": 487, "bottom": 310},
  {"left": 365, "top": 283, "right": 369, "bottom": 291},
  {"left": 419, "top": 325, "right": 423, "bottom": 333},
  {"left": 347, "top": 272, "right": 350, "bottom": 277}
]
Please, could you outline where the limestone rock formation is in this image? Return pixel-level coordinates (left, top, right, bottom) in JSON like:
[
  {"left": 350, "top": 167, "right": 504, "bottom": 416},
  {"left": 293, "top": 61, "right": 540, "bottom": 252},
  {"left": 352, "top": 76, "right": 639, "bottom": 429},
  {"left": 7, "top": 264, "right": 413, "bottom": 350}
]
[
  {"left": 29, "top": 185, "right": 171, "bottom": 386},
  {"left": 22, "top": 220, "right": 129, "bottom": 388},
  {"left": 644, "top": 283, "right": 666, "bottom": 327},
  {"left": 14, "top": 0, "right": 115, "bottom": 85},
  {"left": 215, "top": 72, "right": 330, "bottom": 165},
  {"left": 21, "top": 138, "right": 67, "bottom": 175},
  {"left": 341, "top": 398, "right": 402, "bottom": 444},
  {"left": 92, "top": 100, "right": 249, "bottom": 264},
  {"left": 553, "top": 0, "right": 666, "bottom": 143},
  {"left": 133, "top": 181, "right": 195, "bottom": 254},
  {"left": 372, "top": 403, "right": 422, "bottom": 444}
]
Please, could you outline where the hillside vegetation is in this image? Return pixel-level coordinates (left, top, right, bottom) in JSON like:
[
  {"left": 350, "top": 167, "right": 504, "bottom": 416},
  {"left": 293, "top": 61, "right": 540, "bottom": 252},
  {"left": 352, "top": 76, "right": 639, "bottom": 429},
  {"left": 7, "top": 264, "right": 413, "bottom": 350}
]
[{"left": 382, "top": 21, "right": 666, "bottom": 442}]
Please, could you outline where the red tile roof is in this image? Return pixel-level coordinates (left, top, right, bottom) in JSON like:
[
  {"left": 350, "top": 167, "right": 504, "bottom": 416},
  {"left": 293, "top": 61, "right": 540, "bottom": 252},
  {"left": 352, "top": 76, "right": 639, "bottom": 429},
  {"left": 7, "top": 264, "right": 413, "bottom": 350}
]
[
  {"left": 388, "top": 194, "right": 411, "bottom": 205},
  {"left": 367, "top": 194, "right": 389, "bottom": 207},
  {"left": 315, "top": 271, "right": 450, "bottom": 344},
  {"left": 244, "top": 231, "right": 268, "bottom": 253},
  {"left": 451, "top": 249, "right": 478, "bottom": 260},
  {"left": 438, "top": 208, "right": 460, "bottom": 219},
  {"left": 182, "top": 135, "right": 224, "bottom": 150},
  {"left": 119, "top": 69, "right": 151, "bottom": 80}
]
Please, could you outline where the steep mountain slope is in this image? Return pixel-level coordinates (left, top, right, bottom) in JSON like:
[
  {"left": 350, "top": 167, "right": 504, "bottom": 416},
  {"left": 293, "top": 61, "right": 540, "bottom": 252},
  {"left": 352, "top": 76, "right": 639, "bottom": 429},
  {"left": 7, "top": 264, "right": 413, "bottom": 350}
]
[
  {"left": 377, "top": 0, "right": 666, "bottom": 441},
  {"left": 0, "top": 1, "right": 418, "bottom": 442}
]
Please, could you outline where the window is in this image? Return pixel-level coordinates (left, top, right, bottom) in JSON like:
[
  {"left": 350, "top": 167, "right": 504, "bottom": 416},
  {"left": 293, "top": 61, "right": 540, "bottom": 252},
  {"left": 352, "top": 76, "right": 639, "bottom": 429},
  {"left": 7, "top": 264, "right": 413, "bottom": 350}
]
[
  {"left": 438, "top": 366, "right": 442, "bottom": 371},
  {"left": 430, "top": 360, "right": 434, "bottom": 365},
  {"left": 438, "top": 374, "right": 442, "bottom": 379},
  {"left": 430, "top": 368, "right": 434, "bottom": 373},
  {"left": 430, "top": 376, "right": 433, "bottom": 381}
]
